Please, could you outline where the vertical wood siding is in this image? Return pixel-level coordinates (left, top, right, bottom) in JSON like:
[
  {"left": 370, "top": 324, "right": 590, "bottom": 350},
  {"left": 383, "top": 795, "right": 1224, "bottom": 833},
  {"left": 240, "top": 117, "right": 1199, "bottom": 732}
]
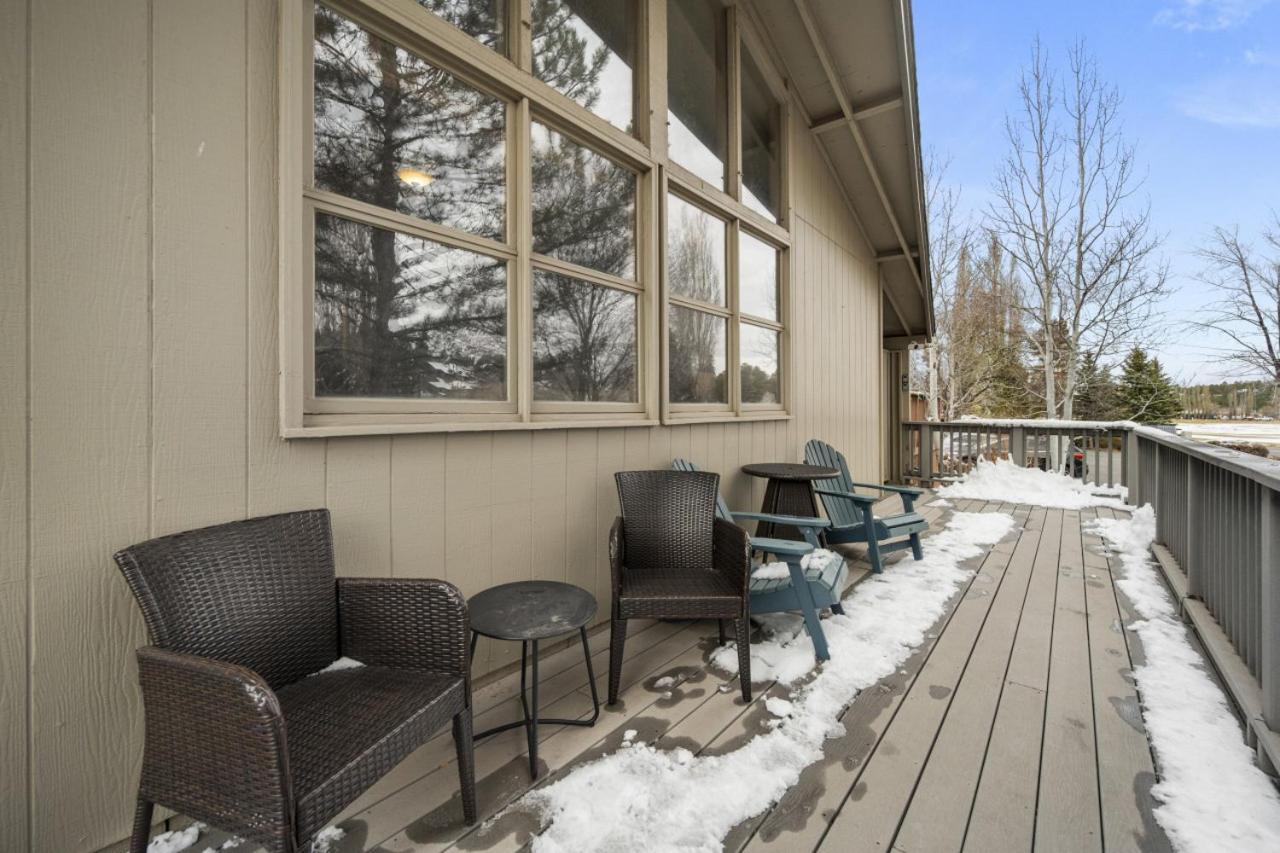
[{"left": 3, "top": 3, "right": 887, "bottom": 849}]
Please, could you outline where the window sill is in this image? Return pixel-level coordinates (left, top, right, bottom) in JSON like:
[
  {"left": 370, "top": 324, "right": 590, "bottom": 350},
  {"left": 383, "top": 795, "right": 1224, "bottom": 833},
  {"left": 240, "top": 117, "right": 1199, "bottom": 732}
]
[
  {"left": 661, "top": 411, "right": 791, "bottom": 426},
  {"left": 284, "top": 415, "right": 660, "bottom": 438}
]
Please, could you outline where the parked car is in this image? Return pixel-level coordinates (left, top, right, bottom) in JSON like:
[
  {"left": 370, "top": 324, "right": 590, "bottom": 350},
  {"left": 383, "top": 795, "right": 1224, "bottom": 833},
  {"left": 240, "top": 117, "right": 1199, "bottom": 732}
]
[{"left": 1028, "top": 435, "right": 1089, "bottom": 479}]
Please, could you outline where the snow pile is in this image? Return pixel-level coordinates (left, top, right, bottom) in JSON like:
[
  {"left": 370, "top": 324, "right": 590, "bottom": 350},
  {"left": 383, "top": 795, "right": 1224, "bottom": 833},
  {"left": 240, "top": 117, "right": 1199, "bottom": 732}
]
[
  {"left": 147, "top": 823, "right": 204, "bottom": 853},
  {"left": 513, "top": 511, "right": 1016, "bottom": 853},
  {"left": 311, "top": 826, "right": 346, "bottom": 852},
  {"left": 309, "top": 656, "right": 364, "bottom": 676},
  {"left": 708, "top": 612, "right": 814, "bottom": 686},
  {"left": 800, "top": 548, "right": 839, "bottom": 571},
  {"left": 750, "top": 561, "right": 791, "bottom": 581},
  {"left": 938, "top": 457, "right": 1127, "bottom": 509},
  {"left": 1088, "top": 507, "right": 1280, "bottom": 852}
]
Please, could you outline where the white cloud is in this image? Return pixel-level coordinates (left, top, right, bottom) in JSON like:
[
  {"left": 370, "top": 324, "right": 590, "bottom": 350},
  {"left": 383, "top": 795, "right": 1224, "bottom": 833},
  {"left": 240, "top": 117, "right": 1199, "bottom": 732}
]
[
  {"left": 1176, "top": 72, "right": 1280, "bottom": 127},
  {"left": 1155, "top": 0, "right": 1273, "bottom": 31}
]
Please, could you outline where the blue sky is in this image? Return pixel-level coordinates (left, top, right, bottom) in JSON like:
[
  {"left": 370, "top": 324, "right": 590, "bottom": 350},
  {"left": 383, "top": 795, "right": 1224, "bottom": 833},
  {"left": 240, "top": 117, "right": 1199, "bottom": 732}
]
[{"left": 914, "top": 0, "right": 1280, "bottom": 382}]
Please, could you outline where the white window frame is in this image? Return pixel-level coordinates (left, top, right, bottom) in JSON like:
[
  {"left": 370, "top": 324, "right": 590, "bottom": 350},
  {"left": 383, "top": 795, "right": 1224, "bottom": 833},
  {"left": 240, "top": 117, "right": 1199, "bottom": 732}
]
[{"left": 279, "top": 0, "right": 790, "bottom": 437}]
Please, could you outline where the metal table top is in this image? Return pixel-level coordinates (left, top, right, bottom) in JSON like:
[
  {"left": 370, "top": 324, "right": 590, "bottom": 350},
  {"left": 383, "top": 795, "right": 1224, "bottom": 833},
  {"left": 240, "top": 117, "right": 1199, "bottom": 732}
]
[{"left": 469, "top": 580, "right": 598, "bottom": 641}]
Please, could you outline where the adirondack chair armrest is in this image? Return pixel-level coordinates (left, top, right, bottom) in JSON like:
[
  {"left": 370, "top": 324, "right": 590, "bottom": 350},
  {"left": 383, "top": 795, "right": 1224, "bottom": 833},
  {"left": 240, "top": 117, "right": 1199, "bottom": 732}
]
[
  {"left": 845, "top": 480, "right": 925, "bottom": 498},
  {"left": 729, "top": 511, "right": 831, "bottom": 530},
  {"left": 815, "top": 487, "right": 878, "bottom": 507}
]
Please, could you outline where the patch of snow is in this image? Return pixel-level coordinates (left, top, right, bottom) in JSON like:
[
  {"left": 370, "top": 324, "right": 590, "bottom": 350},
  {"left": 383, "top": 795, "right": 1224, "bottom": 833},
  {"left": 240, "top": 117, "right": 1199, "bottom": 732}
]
[
  {"left": 622, "top": 729, "right": 637, "bottom": 743},
  {"left": 800, "top": 548, "right": 839, "bottom": 571},
  {"left": 653, "top": 675, "right": 676, "bottom": 689},
  {"left": 1088, "top": 506, "right": 1280, "bottom": 852},
  {"left": 512, "top": 511, "right": 1015, "bottom": 853},
  {"left": 310, "top": 826, "right": 345, "bottom": 853},
  {"left": 751, "top": 561, "right": 791, "bottom": 581},
  {"left": 147, "top": 823, "right": 205, "bottom": 853},
  {"left": 310, "top": 656, "right": 364, "bottom": 677},
  {"left": 931, "top": 498, "right": 952, "bottom": 508},
  {"left": 938, "top": 457, "right": 1128, "bottom": 509},
  {"left": 764, "top": 697, "right": 793, "bottom": 718},
  {"left": 709, "top": 612, "right": 814, "bottom": 686}
]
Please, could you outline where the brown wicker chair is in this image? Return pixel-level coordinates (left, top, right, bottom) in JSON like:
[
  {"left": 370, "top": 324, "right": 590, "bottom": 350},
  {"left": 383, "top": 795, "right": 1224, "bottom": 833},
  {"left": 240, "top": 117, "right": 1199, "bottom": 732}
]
[
  {"left": 610, "top": 470, "right": 753, "bottom": 703},
  {"left": 112, "top": 509, "right": 476, "bottom": 853}
]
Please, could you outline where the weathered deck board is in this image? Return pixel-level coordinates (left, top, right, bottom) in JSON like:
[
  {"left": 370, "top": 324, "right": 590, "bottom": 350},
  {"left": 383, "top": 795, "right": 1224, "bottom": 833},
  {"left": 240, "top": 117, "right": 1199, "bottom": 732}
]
[{"left": 142, "top": 498, "right": 1178, "bottom": 853}]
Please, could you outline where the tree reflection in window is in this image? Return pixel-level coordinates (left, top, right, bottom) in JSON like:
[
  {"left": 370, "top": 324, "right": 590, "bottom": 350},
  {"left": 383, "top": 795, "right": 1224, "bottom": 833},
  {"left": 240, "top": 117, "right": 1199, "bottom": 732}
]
[
  {"left": 314, "top": 5, "right": 506, "bottom": 241},
  {"left": 531, "top": 122, "right": 636, "bottom": 278},
  {"left": 669, "top": 305, "right": 726, "bottom": 403},
  {"left": 532, "top": 0, "right": 635, "bottom": 132},
  {"left": 666, "top": 195, "right": 725, "bottom": 305},
  {"left": 740, "top": 323, "right": 779, "bottom": 404},
  {"left": 415, "top": 0, "right": 506, "bottom": 53},
  {"left": 314, "top": 213, "right": 507, "bottom": 399},
  {"left": 533, "top": 271, "right": 636, "bottom": 401}
]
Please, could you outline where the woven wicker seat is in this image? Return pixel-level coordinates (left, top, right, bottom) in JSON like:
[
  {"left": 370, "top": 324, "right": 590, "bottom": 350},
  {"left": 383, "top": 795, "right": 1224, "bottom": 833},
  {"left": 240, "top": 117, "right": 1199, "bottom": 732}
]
[
  {"left": 113, "top": 509, "right": 476, "bottom": 853},
  {"left": 611, "top": 471, "right": 753, "bottom": 702}
]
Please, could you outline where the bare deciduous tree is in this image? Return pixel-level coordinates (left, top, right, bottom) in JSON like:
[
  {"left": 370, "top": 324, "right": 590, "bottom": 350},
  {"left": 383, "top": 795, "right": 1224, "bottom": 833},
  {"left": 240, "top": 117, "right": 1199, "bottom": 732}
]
[
  {"left": 988, "top": 39, "right": 1168, "bottom": 419},
  {"left": 1190, "top": 216, "right": 1280, "bottom": 392}
]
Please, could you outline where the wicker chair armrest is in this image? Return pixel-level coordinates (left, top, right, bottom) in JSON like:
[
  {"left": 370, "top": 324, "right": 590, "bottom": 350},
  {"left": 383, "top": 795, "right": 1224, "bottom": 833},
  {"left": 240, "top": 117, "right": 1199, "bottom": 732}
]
[
  {"left": 337, "top": 578, "right": 470, "bottom": 682},
  {"left": 609, "top": 516, "right": 626, "bottom": 599},
  {"left": 712, "top": 517, "right": 751, "bottom": 598},
  {"left": 136, "top": 647, "right": 293, "bottom": 847}
]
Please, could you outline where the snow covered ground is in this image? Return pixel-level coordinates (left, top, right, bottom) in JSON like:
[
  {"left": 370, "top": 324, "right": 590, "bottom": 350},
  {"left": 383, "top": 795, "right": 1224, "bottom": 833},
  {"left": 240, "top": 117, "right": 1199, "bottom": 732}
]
[
  {"left": 1176, "top": 421, "right": 1280, "bottom": 458},
  {"left": 504, "top": 511, "right": 1017, "bottom": 853},
  {"left": 1089, "top": 508, "right": 1280, "bottom": 851},
  {"left": 936, "top": 456, "right": 1128, "bottom": 509}
]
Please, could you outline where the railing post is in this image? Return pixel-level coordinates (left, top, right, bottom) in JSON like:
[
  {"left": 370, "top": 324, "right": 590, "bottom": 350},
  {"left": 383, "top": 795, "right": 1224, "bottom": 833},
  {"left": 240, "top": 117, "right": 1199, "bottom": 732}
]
[
  {"left": 1010, "top": 426, "right": 1026, "bottom": 468},
  {"left": 919, "top": 422, "right": 934, "bottom": 485},
  {"left": 1261, "top": 487, "right": 1280, "bottom": 772},
  {"left": 1185, "top": 457, "right": 1200, "bottom": 599},
  {"left": 1124, "top": 429, "right": 1140, "bottom": 503}
]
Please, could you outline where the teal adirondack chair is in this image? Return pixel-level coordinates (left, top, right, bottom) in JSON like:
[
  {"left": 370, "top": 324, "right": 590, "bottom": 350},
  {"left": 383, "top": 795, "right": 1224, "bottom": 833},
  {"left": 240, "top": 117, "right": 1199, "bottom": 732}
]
[
  {"left": 672, "top": 459, "right": 848, "bottom": 661},
  {"left": 804, "top": 439, "right": 929, "bottom": 574}
]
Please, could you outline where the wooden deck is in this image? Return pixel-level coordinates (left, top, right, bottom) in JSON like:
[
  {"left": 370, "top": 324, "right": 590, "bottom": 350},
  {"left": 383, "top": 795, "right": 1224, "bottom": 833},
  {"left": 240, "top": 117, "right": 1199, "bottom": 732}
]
[{"left": 181, "top": 496, "right": 1175, "bottom": 853}]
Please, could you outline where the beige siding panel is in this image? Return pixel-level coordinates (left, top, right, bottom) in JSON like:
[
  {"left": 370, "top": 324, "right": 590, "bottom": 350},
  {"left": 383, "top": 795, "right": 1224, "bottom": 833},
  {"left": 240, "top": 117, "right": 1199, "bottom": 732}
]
[
  {"left": 151, "top": 0, "right": 249, "bottom": 535},
  {"left": 246, "top": 0, "right": 327, "bottom": 517},
  {"left": 27, "top": 1, "right": 153, "bottom": 849},
  {"left": 326, "top": 437, "right": 392, "bottom": 578},
  {"left": 0, "top": 0, "right": 28, "bottom": 847},
  {"left": 389, "top": 434, "right": 447, "bottom": 578}
]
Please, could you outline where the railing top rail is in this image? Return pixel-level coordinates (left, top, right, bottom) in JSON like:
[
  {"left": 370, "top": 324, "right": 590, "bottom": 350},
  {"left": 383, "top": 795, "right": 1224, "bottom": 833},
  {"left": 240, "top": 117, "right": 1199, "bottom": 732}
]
[{"left": 903, "top": 417, "right": 1280, "bottom": 492}]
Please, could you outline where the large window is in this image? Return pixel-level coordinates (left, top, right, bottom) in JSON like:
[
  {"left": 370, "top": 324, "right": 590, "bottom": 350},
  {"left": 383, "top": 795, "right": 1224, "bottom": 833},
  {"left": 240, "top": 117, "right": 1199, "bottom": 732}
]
[{"left": 284, "top": 0, "right": 787, "bottom": 433}]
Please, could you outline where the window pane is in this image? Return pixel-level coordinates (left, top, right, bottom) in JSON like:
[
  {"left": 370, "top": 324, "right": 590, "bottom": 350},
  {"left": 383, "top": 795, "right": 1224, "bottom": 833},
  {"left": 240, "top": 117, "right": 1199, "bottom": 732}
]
[
  {"left": 667, "top": 195, "right": 725, "bottom": 306},
  {"left": 314, "top": 6, "right": 506, "bottom": 241},
  {"left": 533, "top": 0, "right": 635, "bottom": 132},
  {"left": 669, "top": 305, "right": 727, "bottom": 404},
  {"left": 740, "top": 323, "right": 780, "bottom": 404},
  {"left": 533, "top": 270, "right": 637, "bottom": 402},
  {"left": 532, "top": 123, "right": 636, "bottom": 278},
  {"left": 314, "top": 212, "right": 506, "bottom": 400},
  {"left": 741, "top": 46, "right": 781, "bottom": 222},
  {"left": 666, "top": 0, "right": 727, "bottom": 189},
  {"left": 415, "top": 0, "right": 506, "bottom": 51},
  {"left": 739, "top": 232, "right": 778, "bottom": 321}
]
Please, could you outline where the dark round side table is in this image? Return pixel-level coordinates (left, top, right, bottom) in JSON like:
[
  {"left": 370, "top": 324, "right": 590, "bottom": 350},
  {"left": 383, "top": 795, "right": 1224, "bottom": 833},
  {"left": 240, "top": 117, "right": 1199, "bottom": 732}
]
[
  {"left": 742, "top": 462, "right": 839, "bottom": 540},
  {"left": 468, "top": 580, "right": 600, "bottom": 778}
]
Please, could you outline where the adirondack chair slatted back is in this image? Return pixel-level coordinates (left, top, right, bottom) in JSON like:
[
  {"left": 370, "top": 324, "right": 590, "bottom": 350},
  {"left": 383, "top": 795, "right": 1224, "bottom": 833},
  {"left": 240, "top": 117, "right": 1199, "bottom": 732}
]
[
  {"left": 805, "top": 439, "right": 866, "bottom": 527},
  {"left": 671, "top": 458, "right": 733, "bottom": 521}
]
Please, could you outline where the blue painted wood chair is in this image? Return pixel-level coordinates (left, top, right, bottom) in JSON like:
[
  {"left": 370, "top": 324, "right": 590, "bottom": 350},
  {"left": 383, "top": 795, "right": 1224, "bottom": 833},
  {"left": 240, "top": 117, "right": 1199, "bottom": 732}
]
[
  {"left": 672, "top": 459, "right": 848, "bottom": 661},
  {"left": 804, "top": 439, "right": 929, "bottom": 574}
]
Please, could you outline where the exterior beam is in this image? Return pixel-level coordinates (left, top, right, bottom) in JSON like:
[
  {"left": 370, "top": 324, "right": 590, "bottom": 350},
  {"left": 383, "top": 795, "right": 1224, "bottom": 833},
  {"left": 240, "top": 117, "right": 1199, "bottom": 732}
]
[{"left": 809, "top": 93, "right": 904, "bottom": 134}]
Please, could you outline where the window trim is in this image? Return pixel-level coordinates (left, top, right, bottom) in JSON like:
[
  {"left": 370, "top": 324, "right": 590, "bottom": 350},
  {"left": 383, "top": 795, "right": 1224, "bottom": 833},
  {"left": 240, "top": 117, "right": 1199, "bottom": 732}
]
[{"left": 280, "top": 0, "right": 790, "bottom": 437}]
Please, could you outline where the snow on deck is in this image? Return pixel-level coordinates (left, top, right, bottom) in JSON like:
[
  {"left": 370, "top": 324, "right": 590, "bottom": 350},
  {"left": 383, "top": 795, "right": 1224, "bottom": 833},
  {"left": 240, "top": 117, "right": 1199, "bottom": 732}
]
[{"left": 168, "top": 474, "right": 1280, "bottom": 853}]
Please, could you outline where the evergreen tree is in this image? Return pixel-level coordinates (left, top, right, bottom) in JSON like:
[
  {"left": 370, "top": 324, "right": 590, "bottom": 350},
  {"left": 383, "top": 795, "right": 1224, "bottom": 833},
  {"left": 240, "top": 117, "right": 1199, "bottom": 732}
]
[
  {"left": 1074, "top": 351, "right": 1117, "bottom": 420},
  {"left": 1116, "top": 347, "right": 1181, "bottom": 423}
]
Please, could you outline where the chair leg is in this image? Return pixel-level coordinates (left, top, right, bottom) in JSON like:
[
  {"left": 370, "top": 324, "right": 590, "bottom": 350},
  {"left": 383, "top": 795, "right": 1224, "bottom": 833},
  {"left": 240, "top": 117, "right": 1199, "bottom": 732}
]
[
  {"left": 866, "top": 534, "right": 884, "bottom": 574},
  {"left": 796, "top": 588, "right": 830, "bottom": 662},
  {"left": 735, "top": 618, "right": 752, "bottom": 703},
  {"left": 608, "top": 618, "right": 627, "bottom": 706},
  {"left": 129, "top": 795, "right": 154, "bottom": 853},
  {"left": 830, "top": 601, "right": 845, "bottom": 616},
  {"left": 453, "top": 710, "right": 477, "bottom": 826},
  {"left": 909, "top": 532, "right": 924, "bottom": 561},
  {"left": 718, "top": 619, "right": 727, "bottom": 645}
]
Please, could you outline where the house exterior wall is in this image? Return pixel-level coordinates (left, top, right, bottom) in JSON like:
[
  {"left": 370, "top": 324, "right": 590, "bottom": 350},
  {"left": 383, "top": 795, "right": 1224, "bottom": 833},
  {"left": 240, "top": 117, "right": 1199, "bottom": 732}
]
[{"left": 0, "top": 1, "right": 884, "bottom": 849}]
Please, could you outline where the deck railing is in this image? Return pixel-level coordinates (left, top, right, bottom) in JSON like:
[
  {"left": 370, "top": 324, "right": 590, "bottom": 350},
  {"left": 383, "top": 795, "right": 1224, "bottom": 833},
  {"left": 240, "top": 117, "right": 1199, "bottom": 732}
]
[{"left": 901, "top": 418, "right": 1280, "bottom": 771}]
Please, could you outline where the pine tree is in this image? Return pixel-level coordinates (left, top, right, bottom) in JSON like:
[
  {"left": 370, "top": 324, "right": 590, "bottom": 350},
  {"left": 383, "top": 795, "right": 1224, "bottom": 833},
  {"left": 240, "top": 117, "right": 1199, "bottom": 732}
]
[
  {"left": 1074, "top": 352, "right": 1116, "bottom": 421},
  {"left": 1116, "top": 347, "right": 1180, "bottom": 423}
]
